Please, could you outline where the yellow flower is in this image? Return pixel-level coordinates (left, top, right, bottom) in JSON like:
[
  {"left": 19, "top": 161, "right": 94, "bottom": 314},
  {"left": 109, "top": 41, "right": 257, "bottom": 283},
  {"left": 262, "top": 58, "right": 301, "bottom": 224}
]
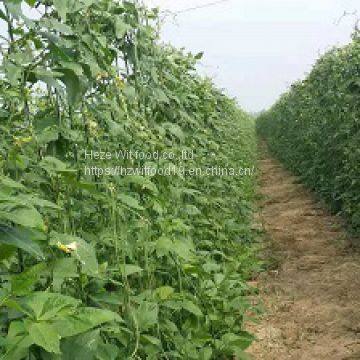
[
  {"left": 108, "top": 183, "right": 116, "bottom": 194},
  {"left": 87, "top": 120, "right": 98, "bottom": 136},
  {"left": 96, "top": 71, "right": 109, "bottom": 81},
  {"left": 57, "top": 241, "right": 77, "bottom": 254},
  {"left": 14, "top": 136, "right": 33, "bottom": 147},
  {"left": 115, "top": 76, "right": 124, "bottom": 88}
]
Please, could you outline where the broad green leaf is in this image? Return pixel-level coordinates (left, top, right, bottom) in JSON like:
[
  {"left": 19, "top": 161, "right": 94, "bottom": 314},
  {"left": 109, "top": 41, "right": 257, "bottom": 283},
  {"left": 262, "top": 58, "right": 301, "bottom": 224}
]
[
  {"left": 123, "top": 85, "right": 136, "bottom": 100},
  {"left": 59, "top": 60, "right": 84, "bottom": 76},
  {"left": 114, "top": 18, "right": 129, "bottom": 38},
  {"left": 0, "top": 205, "right": 44, "bottom": 230},
  {"left": 53, "top": 0, "right": 68, "bottom": 20},
  {"left": 40, "top": 18, "right": 73, "bottom": 34},
  {"left": 172, "top": 238, "right": 195, "bottom": 261},
  {"left": 40, "top": 156, "right": 74, "bottom": 174},
  {"left": 11, "top": 263, "right": 47, "bottom": 296},
  {"left": 0, "top": 226, "right": 44, "bottom": 259},
  {"left": 163, "top": 123, "right": 185, "bottom": 141},
  {"left": 17, "top": 194, "right": 61, "bottom": 210},
  {"left": 59, "top": 69, "right": 83, "bottom": 106},
  {"left": 96, "top": 342, "right": 120, "bottom": 360},
  {"left": 0, "top": 176, "right": 25, "bottom": 191},
  {"left": 36, "top": 126, "right": 60, "bottom": 144},
  {"left": 52, "top": 257, "right": 78, "bottom": 291},
  {"left": 29, "top": 322, "right": 61, "bottom": 354},
  {"left": 119, "top": 264, "right": 143, "bottom": 277},
  {"left": 199, "top": 347, "right": 213, "bottom": 360},
  {"left": 4, "top": 2, "right": 22, "bottom": 19},
  {"left": 0, "top": 244, "right": 16, "bottom": 261},
  {"left": 22, "top": 291, "right": 80, "bottom": 321},
  {"left": 53, "top": 307, "right": 122, "bottom": 338},
  {"left": 89, "top": 292, "right": 122, "bottom": 305},
  {"left": 154, "top": 286, "right": 174, "bottom": 300},
  {"left": 154, "top": 88, "right": 169, "bottom": 103},
  {"left": 155, "top": 236, "right": 172, "bottom": 257},
  {"left": 59, "top": 329, "right": 100, "bottom": 360},
  {"left": 220, "top": 331, "right": 255, "bottom": 351},
  {"left": 134, "top": 302, "right": 158, "bottom": 331},
  {"left": 1, "top": 334, "right": 34, "bottom": 360},
  {"left": 181, "top": 299, "right": 203, "bottom": 317},
  {"left": 118, "top": 193, "right": 144, "bottom": 210},
  {"left": 122, "top": 175, "right": 158, "bottom": 194},
  {"left": 141, "top": 334, "right": 161, "bottom": 346}
]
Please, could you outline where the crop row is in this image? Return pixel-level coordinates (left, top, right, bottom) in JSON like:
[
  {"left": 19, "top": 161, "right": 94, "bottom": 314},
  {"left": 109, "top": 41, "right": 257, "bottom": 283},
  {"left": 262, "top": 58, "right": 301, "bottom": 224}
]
[
  {"left": 257, "top": 33, "right": 360, "bottom": 234},
  {"left": 0, "top": 1, "right": 258, "bottom": 359}
]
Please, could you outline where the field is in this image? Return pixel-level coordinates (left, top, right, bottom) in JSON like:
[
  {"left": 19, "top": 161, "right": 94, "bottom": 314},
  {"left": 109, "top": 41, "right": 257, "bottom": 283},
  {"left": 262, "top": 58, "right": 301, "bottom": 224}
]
[{"left": 0, "top": 1, "right": 359, "bottom": 360}]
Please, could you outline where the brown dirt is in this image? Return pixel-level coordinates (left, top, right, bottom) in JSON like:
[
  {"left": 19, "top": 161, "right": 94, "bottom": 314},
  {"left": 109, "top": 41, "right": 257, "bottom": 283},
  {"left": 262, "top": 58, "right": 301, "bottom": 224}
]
[{"left": 248, "top": 144, "right": 360, "bottom": 360}]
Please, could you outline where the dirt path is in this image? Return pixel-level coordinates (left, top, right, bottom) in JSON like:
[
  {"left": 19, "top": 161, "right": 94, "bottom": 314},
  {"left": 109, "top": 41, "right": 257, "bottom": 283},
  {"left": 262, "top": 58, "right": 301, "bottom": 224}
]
[{"left": 248, "top": 144, "right": 360, "bottom": 360}]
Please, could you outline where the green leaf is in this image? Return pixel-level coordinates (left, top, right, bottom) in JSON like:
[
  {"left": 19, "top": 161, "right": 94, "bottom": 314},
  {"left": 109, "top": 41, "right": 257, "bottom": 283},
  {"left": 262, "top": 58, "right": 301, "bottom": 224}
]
[
  {"left": 173, "top": 238, "right": 195, "bottom": 261},
  {"left": 19, "top": 292, "right": 79, "bottom": 322},
  {"left": 52, "top": 257, "right": 78, "bottom": 291},
  {"left": 0, "top": 176, "right": 25, "bottom": 191},
  {"left": 17, "top": 194, "right": 61, "bottom": 210},
  {"left": 59, "top": 329, "right": 100, "bottom": 360},
  {"left": 5, "top": 2, "right": 22, "bottom": 19},
  {"left": 181, "top": 299, "right": 203, "bottom": 317},
  {"left": 1, "top": 334, "right": 34, "bottom": 360},
  {"left": 11, "top": 263, "right": 47, "bottom": 296},
  {"left": 59, "top": 69, "right": 83, "bottom": 106},
  {"left": 28, "top": 322, "right": 61, "bottom": 354},
  {"left": 119, "top": 264, "right": 143, "bottom": 277},
  {"left": 114, "top": 18, "right": 129, "bottom": 39},
  {"left": 40, "top": 156, "right": 68, "bottom": 172},
  {"left": 0, "top": 226, "right": 44, "bottom": 259},
  {"left": 155, "top": 236, "right": 172, "bottom": 257},
  {"left": 194, "top": 51, "right": 204, "bottom": 60},
  {"left": 96, "top": 342, "right": 120, "bottom": 360},
  {"left": 122, "top": 175, "right": 158, "bottom": 194},
  {"left": 199, "top": 347, "right": 213, "bottom": 360},
  {"left": 134, "top": 302, "right": 158, "bottom": 331},
  {"left": 25, "top": 0, "right": 36, "bottom": 6},
  {"left": 58, "top": 61, "right": 84, "bottom": 76},
  {"left": 5, "top": 62, "right": 22, "bottom": 86},
  {"left": 40, "top": 18, "right": 73, "bottom": 34},
  {"left": 53, "top": 0, "right": 68, "bottom": 20},
  {"left": 0, "top": 205, "right": 44, "bottom": 230},
  {"left": 53, "top": 307, "right": 122, "bottom": 338},
  {"left": 154, "top": 286, "right": 174, "bottom": 300},
  {"left": 220, "top": 331, "right": 255, "bottom": 352},
  {"left": 118, "top": 193, "right": 144, "bottom": 210},
  {"left": 0, "top": 244, "right": 16, "bottom": 261},
  {"left": 36, "top": 126, "right": 60, "bottom": 144},
  {"left": 53, "top": 257, "right": 78, "bottom": 278},
  {"left": 123, "top": 85, "right": 136, "bottom": 100},
  {"left": 163, "top": 123, "right": 185, "bottom": 141},
  {"left": 154, "top": 88, "right": 169, "bottom": 103}
]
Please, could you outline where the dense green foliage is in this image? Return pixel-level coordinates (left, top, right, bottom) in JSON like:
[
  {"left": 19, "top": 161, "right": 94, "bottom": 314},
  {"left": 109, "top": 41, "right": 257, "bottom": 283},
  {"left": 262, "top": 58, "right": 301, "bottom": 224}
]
[
  {"left": 257, "top": 33, "right": 360, "bottom": 233},
  {"left": 0, "top": 1, "right": 258, "bottom": 359}
]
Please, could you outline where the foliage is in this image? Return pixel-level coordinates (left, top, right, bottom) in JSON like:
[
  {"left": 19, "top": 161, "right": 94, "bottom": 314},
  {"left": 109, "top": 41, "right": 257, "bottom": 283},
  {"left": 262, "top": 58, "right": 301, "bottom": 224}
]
[
  {"left": 0, "top": 0, "right": 258, "bottom": 359},
  {"left": 257, "top": 33, "right": 360, "bottom": 234}
]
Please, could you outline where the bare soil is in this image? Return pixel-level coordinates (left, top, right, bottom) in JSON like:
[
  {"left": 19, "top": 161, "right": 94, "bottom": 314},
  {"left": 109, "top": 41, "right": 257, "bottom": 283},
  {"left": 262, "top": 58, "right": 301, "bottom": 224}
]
[{"left": 248, "top": 144, "right": 360, "bottom": 360}]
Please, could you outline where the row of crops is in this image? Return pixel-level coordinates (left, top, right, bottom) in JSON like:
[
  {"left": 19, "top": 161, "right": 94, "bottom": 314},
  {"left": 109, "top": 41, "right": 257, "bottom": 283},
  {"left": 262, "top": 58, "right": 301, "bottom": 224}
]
[
  {"left": 257, "top": 32, "right": 360, "bottom": 234},
  {"left": 0, "top": 1, "right": 259, "bottom": 359}
]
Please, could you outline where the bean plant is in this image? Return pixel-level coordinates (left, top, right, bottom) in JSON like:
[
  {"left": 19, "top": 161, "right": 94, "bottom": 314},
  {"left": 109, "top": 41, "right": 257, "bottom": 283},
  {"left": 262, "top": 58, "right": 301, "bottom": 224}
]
[
  {"left": 0, "top": 1, "right": 259, "bottom": 359},
  {"left": 257, "top": 32, "right": 360, "bottom": 234}
]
